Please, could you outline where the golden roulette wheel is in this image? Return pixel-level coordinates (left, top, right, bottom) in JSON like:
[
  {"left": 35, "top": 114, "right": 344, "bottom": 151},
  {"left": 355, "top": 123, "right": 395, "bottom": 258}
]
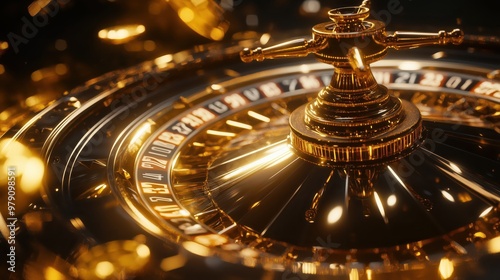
[{"left": 1, "top": 0, "right": 500, "bottom": 279}]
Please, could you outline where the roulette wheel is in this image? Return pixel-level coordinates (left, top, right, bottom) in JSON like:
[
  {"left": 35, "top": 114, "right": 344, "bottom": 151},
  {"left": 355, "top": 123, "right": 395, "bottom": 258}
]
[{"left": 1, "top": 0, "right": 499, "bottom": 279}]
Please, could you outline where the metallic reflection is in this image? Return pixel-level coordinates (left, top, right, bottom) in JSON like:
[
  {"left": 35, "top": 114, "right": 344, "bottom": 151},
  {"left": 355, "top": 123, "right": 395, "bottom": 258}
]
[
  {"left": 70, "top": 217, "right": 85, "bottom": 231},
  {"left": 126, "top": 197, "right": 163, "bottom": 235},
  {"left": 75, "top": 183, "right": 110, "bottom": 200},
  {"left": 432, "top": 51, "right": 446, "bottom": 59},
  {"left": 301, "top": 0, "right": 321, "bottom": 14},
  {"left": 248, "top": 110, "right": 270, "bottom": 122},
  {"left": 373, "top": 192, "right": 388, "bottom": 224},
  {"left": 194, "top": 234, "right": 228, "bottom": 247},
  {"left": 0, "top": 41, "right": 8, "bottom": 51},
  {"left": 19, "top": 156, "right": 45, "bottom": 193},
  {"left": 438, "top": 257, "right": 454, "bottom": 279},
  {"left": 124, "top": 40, "right": 157, "bottom": 52},
  {"left": 24, "top": 211, "right": 50, "bottom": 233},
  {"left": 167, "top": 0, "right": 229, "bottom": 41},
  {"left": 301, "top": 262, "right": 317, "bottom": 274},
  {"left": 449, "top": 162, "right": 462, "bottom": 174},
  {"left": 98, "top": 25, "right": 146, "bottom": 44},
  {"left": 31, "top": 64, "right": 68, "bottom": 82},
  {"left": 28, "top": 0, "right": 52, "bottom": 16},
  {"left": 486, "top": 236, "right": 500, "bottom": 254},
  {"left": 226, "top": 120, "right": 252, "bottom": 130},
  {"left": 450, "top": 240, "right": 467, "bottom": 255},
  {"left": 441, "top": 190, "right": 455, "bottom": 202},
  {"left": 437, "top": 166, "right": 500, "bottom": 201},
  {"left": 458, "top": 192, "right": 472, "bottom": 203},
  {"left": 154, "top": 54, "right": 174, "bottom": 69},
  {"left": 387, "top": 194, "right": 397, "bottom": 206},
  {"left": 221, "top": 142, "right": 291, "bottom": 180},
  {"left": 178, "top": 7, "right": 195, "bottom": 22},
  {"left": 0, "top": 138, "right": 45, "bottom": 194},
  {"left": 387, "top": 166, "right": 405, "bottom": 187},
  {"left": 44, "top": 266, "right": 66, "bottom": 280},
  {"left": 398, "top": 61, "right": 421, "bottom": 71},
  {"left": 246, "top": 14, "right": 258, "bottom": 27},
  {"left": 54, "top": 39, "right": 67, "bottom": 51},
  {"left": 160, "top": 254, "right": 187, "bottom": 272},
  {"left": 474, "top": 231, "right": 487, "bottom": 239},
  {"left": 480, "top": 206, "right": 493, "bottom": 217},
  {"left": 95, "top": 261, "right": 115, "bottom": 278},
  {"left": 209, "top": 84, "right": 226, "bottom": 94},
  {"left": 260, "top": 33, "right": 271, "bottom": 45},
  {"left": 327, "top": 206, "right": 343, "bottom": 224},
  {"left": 182, "top": 241, "right": 212, "bottom": 257},
  {"left": 75, "top": 240, "right": 150, "bottom": 279},
  {"left": 349, "top": 268, "right": 360, "bottom": 280},
  {"left": 240, "top": 248, "right": 258, "bottom": 267},
  {"left": 307, "top": 170, "right": 334, "bottom": 223},
  {"left": 2, "top": 1, "right": 500, "bottom": 278},
  {"left": 207, "top": 129, "right": 236, "bottom": 137},
  {"left": 345, "top": 167, "right": 378, "bottom": 198},
  {"left": 129, "top": 121, "right": 153, "bottom": 147}
]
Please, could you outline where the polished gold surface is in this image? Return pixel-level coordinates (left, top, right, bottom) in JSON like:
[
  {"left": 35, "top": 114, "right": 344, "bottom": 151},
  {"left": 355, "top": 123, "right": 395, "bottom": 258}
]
[
  {"left": 167, "top": 0, "right": 229, "bottom": 41},
  {"left": 241, "top": 0, "right": 464, "bottom": 166}
]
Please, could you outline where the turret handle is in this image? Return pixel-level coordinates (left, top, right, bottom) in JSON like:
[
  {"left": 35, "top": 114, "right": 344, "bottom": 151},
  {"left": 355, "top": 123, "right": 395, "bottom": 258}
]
[
  {"left": 240, "top": 38, "right": 324, "bottom": 63},
  {"left": 383, "top": 29, "right": 464, "bottom": 50}
]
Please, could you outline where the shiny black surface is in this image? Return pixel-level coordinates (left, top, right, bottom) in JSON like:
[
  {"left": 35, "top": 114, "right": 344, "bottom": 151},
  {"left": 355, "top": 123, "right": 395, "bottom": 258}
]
[{"left": 207, "top": 117, "right": 500, "bottom": 248}]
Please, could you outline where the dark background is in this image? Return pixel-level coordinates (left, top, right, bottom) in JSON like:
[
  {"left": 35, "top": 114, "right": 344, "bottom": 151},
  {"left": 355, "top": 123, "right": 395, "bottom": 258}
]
[{"left": 0, "top": 0, "right": 498, "bottom": 112}]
